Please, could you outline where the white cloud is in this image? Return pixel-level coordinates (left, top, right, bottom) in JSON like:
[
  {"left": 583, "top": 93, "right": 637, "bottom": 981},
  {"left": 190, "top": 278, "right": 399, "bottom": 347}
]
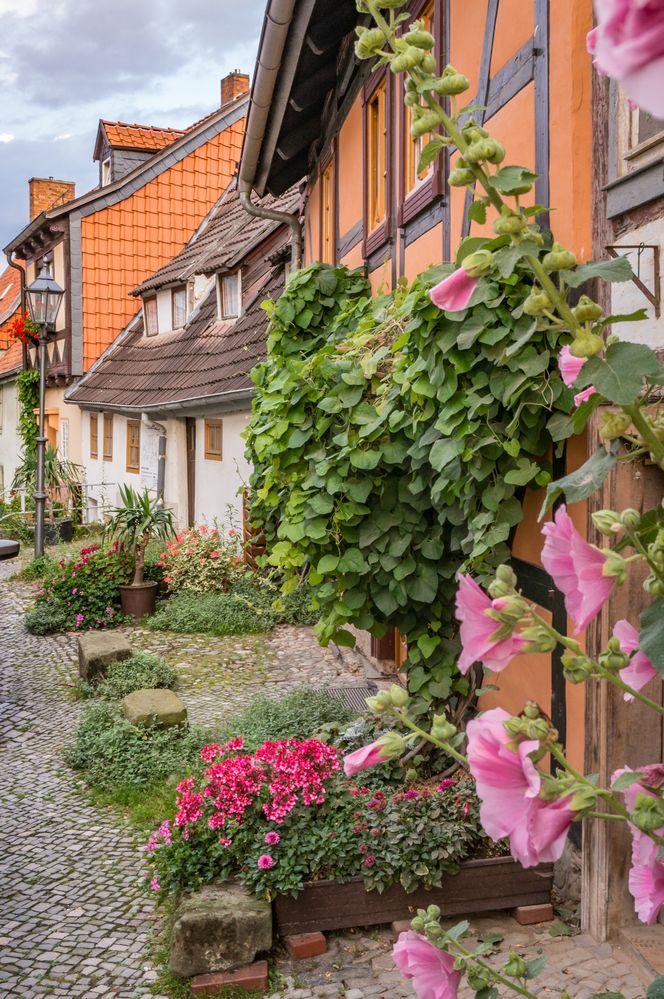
[
  {"left": 0, "top": 132, "right": 14, "bottom": 143},
  {"left": 54, "top": 133, "right": 72, "bottom": 141}
]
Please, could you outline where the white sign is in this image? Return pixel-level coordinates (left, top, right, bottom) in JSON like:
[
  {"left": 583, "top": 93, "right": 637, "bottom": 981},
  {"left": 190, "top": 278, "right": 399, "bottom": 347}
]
[{"left": 140, "top": 426, "right": 160, "bottom": 491}]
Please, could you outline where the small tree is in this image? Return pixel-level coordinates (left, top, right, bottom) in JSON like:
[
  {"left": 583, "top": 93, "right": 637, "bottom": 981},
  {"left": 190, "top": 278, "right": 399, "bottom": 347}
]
[{"left": 104, "top": 485, "right": 175, "bottom": 586}]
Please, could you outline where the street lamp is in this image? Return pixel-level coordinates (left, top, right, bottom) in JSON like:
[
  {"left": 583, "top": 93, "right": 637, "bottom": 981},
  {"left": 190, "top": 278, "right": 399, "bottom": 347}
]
[{"left": 26, "top": 261, "right": 64, "bottom": 558}]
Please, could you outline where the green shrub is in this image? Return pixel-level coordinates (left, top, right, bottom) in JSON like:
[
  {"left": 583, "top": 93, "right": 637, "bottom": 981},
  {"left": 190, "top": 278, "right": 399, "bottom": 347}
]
[
  {"left": 224, "top": 688, "right": 354, "bottom": 749},
  {"left": 147, "top": 575, "right": 317, "bottom": 636},
  {"left": 65, "top": 703, "right": 207, "bottom": 790},
  {"left": 25, "top": 603, "right": 72, "bottom": 635},
  {"left": 19, "top": 554, "right": 56, "bottom": 581},
  {"left": 97, "top": 652, "right": 177, "bottom": 700}
]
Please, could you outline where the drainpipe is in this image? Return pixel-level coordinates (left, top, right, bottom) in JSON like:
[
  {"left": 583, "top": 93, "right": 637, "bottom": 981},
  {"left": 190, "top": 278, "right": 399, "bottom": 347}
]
[
  {"left": 238, "top": 0, "right": 303, "bottom": 269},
  {"left": 4, "top": 250, "right": 26, "bottom": 311},
  {"left": 142, "top": 414, "right": 167, "bottom": 502}
]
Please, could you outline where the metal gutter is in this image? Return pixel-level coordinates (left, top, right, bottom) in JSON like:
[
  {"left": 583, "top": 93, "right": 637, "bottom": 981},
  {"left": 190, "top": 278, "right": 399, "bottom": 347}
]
[
  {"left": 238, "top": 0, "right": 307, "bottom": 268},
  {"left": 69, "top": 387, "right": 253, "bottom": 416}
]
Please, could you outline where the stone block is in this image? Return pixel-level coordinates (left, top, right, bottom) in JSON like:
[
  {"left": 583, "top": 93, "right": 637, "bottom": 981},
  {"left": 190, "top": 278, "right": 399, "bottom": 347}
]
[
  {"left": 77, "top": 633, "right": 132, "bottom": 681},
  {"left": 514, "top": 903, "right": 554, "bottom": 925},
  {"left": 122, "top": 688, "right": 187, "bottom": 728},
  {"left": 191, "top": 960, "right": 269, "bottom": 995},
  {"left": 170, "top": 882, "right": 272, "bottom": 979},
  {"left": 285, "top": 932, "right": 327, "bottom": 959},
  {"left": 392, "top": 920, "right": 412, "bottom": 940}
]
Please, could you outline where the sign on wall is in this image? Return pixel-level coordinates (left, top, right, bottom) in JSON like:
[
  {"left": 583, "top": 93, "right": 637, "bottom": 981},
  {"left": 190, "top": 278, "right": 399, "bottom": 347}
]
[{"left": 140, "top": 426, "right": 160, "bottom": 491}]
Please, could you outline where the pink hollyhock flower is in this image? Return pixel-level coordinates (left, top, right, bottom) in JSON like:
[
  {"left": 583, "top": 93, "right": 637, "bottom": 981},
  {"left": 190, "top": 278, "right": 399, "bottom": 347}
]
[
  {"left": 257, "top": 854, "right": 274, "bottom": 870},
  {"left": 587, "top": 0, "right": 664, "bottom": 118},
  {"left": 343, "top": 741, "right": 392, "bottom": 776},
  {"left": 264, "top": 831, "right": 280, "bottom": 845},
  {"left": 455, "top": 574, "right": 529, "bottom": 674},
  {"left": 393, "top": 931, "right": 461, "bottom": 999},
  {"left": 613, "top": 766, "right": 664, "bottom": 923},
  {"left": 466, "top": 707, "right": 575, "bottom": 868},
  {"left": 541, "top": 504, "right": 614, "bottom": 633},
  {"left": 614, "top": 619, "right": 657, "bottom": 700},
  {"left": 574, "top": 386, "right": 598, "bottom": 407},
  {"left": 558, "top": 345, "right": 587, "bottom": 387},
  {"left": 429, "top": 268, "right": 478, "bottom": 312}
]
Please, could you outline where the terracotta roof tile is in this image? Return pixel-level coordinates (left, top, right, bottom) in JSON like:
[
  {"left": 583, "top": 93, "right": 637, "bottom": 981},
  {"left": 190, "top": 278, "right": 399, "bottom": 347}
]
[
  {"left": 0, "top": 341, "right": 23, "bottom": 377},
  {"left": 101, "top": 121, "right": 186, "bottom": 151}
]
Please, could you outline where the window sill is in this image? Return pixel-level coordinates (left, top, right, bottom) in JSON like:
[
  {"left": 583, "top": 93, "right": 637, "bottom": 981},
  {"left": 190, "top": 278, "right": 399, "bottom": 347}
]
[
  {"left": 606, "top": 156, "right": 664, "bottom": 218},
  {"left": 364, "top": 220, "right": 390, "bottom": 258}
]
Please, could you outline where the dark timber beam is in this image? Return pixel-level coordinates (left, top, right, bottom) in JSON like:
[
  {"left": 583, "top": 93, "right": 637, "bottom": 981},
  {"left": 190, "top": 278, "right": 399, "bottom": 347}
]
[{"left": 275, "top": 116, "right": 322, "bottom": 160}]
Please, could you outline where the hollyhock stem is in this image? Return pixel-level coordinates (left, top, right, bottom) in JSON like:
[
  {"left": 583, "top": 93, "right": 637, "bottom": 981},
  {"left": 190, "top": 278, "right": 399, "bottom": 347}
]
[
  {"left": 449, "top": 940, "right": 539, "bottom": 999},
  {"left": 393, "top": 709, "right": 468, "bottom": 767},
  {"left": 526, "top": 255, "right": 581, "bottom": 334},
  {"left": 599, "top": 667, "right": 664, "bottom": 718},
  {"left": 624, "top": 403, "right": 664, "bottom": 470}
]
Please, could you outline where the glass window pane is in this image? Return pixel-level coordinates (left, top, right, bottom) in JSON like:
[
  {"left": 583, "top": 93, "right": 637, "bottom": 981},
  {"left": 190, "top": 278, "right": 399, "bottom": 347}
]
[
  {"left": 144, "top": 297, "right": 158, "bottom": 336},
  {"left": 221, "top": 275, "right": 239, "bottom": 318},
  {"left": 639, "top": 110, "right": 664, "bottom": 144},
  {"left": 172, "top": 287, "right": 186, "bottom": 328}
]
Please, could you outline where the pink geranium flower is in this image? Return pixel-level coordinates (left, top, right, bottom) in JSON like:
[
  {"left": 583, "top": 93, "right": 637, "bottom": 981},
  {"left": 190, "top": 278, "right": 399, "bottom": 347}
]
[
  {"left": 541, "top": 504, "right": 615, "bottom": 633},
  {"left": 613, "top": 766, "right": 664, "bottom": 923},
  {"left": 466, "top": 708, "right": 575, "bottom": 868},
  {"left": 587, "top": 0, "right": 664, "bottom": 118},
  {"left": 455, "top": 575, "right": 529, "bottom": 674},
  {"left": 393, "top": 931, "right": 461, "bottom": 999},
  {"left": 429, "top": 268, "right": 478, "bottom": 312},
  {"left": 614, "top": 619, "right": 657, "bottom": 700},
  {"left": 343, "top": 741, "right": 391, "bottom": 777}
]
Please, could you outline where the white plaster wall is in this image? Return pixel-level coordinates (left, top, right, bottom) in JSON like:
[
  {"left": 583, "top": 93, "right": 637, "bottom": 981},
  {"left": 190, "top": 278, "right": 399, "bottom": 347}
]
[
  {"left": 610, "top": 218, "right": 664, "bottom": 349},
  {"left": 195, "top": 409, "right": 251, "bottom": 529},
  {"left": 78, "top": 410, "right": 142, "bottom": 523},
  {"left": 163, "top": 417, "right": 188, "bottom": 528},
  {"left": 0, "top": 376, "right": 19, "bottom": 493}
]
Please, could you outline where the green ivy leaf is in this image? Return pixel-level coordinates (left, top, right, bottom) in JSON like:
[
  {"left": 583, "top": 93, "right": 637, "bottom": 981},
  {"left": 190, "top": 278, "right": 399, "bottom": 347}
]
[
  {"left": 417, "top": 634, "right": 441, "bottom": 658},
  {"left": 647, "top": 977, "right": 664, "bottom": 999},
  {"left": 563, "top": 256, "right": 633, "bottom": 287},
  {"left": 539, "top": 442, "right": 619, "bottom": 519},
  {"left": 577, "top": 342, "right": 663, "bottom": 405},
  {"left": 640, "top": 600, "right": 664, "bottom": 675}
]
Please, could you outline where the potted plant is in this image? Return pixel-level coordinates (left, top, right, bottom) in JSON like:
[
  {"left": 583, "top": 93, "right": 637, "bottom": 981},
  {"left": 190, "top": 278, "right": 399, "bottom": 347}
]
[
  {"left": 105, "top": 484, "right": 175, "bottom": 619},
  {"left": 12, "top": 445, "right": 82, "bottom": 543}
]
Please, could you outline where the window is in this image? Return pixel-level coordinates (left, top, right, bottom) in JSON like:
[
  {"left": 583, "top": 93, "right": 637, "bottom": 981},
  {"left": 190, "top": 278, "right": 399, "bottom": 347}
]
[
  {"left": 144, "top": 296, "right": 158, "bottom": 336},
  {"left": 59, "top": 419, "right": 69, "bottom": 460},
  {"left": 90, "top": 413, "right": 98, "bottom": 459},
  {"left": 220, "top": 273, "right": 240, "bottom": 319},
  {"left": 101, "top": 158, "right": 112, "bottom": 185},
  {"left": 0, "top": 385, "right": 3, "bottom": 433},
  {"left": 404, "top": 4, "right": 434, "bottom": 198},
  {"left": 204, "top": 418, "right": 223, "bottom": 461},
  {"left": 321, "top": 161, "right": 335, "bottom": 264},
  {"left": 126, "top": 420, "right": 141, "bottom": 473},
  {"left": 103, "top": 414, "right": 113, "bottom": 461},
  {"left": 367, "top": 77, "right": 387, "bottom": 233},
  {"left": 172, "top": 285, "right": 187, "bottom": 328},
  {"left": 625, "top": 106, "right": 664, "bottom": 165}
]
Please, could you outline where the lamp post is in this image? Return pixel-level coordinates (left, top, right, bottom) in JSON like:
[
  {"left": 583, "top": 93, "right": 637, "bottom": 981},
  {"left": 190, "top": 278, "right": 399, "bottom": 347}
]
[{"left": 25, "top": 262, "right": 64, "bottom": 558}]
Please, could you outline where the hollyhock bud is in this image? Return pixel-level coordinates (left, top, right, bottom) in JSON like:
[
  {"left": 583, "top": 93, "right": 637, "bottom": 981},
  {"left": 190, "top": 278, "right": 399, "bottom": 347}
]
[
  {"left": 543, "top": 243, "right": 577, "bottom": 272},
  {"left": 632, "top": 794, "right": 664, "bottom": 834},
  {"left": 573, "top": 295, "right": 604, "bottom": 322},
  {"left": 603, "top": 550, "right": 628, "bottom": 584},
  {"left": 448, "top": 164, "right": 476, "bottom": 186},
  {"left": 366, "top": 690, "right": 392, "bottom": 713},
  {"left": 431, "top": 714, "right": 457, "bottom": 742},
  {"left": 519, "top": 625, "right": 557, "bottom": 654},
  {"left": 504, "top": 953, "right": 528, "bottom": 978},
  {"left": 433, "top": 64, "right": 470, "bottom": 95},
  {"left": 523, "top": 701, "right": 540, "bottom": 720},
  {"left": 522, "top": 288, "right": 551, "bottom": 316},
  {"left": 570, "top": 333, "right": 604, "bottom": 358},
  {"left": 463, "top": 249, "right": 494, "bottom": 277},
  {"left": 592, "top": 510, "right": 622, "bottom": 536},
  {"left": 621, "top": 509, "right": 642, "bottom": 531},
  {"left": 562, "top": 651, "right": 595, "bottom": 684},
  {"left": 389, "top": 684, "right": 409, "bottom": 708}
]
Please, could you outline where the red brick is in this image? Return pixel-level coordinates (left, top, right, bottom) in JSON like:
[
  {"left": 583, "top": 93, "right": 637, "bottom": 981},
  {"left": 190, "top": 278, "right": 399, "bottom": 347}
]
[
  {"left": 392, "top": 920, "right": 413, "bottom": 940},
  {"left": 514, "top": 903, "right": 555, "bottom": 925},
  {"left": 191, "top": 960, "right": 269, "bottom": 995},
  {"left": 285, "top": 931, "right": 327, "bottom": 959}
]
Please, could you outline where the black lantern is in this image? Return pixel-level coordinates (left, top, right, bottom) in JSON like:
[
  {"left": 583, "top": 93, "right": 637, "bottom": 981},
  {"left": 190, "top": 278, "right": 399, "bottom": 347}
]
[{"left": 26, "top": 261, "right": 64, "bottom": 328}]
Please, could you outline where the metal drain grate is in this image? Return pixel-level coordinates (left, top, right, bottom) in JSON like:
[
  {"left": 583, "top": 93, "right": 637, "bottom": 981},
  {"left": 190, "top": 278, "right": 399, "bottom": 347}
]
[{"left": 324, "top": 684, "right": 378, "bottom": 711}]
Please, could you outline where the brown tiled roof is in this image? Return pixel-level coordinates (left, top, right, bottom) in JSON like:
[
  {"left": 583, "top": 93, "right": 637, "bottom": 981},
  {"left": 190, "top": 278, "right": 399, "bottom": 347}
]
[
  {"left": 133, "top": 183, "right": 301, "bottom": 295},
  {"left": 0, "top": 341, "right": 23, "bottom": 378},
  {"left": 67, "top": 267, "right": 283, "bottom": 411},
  {"left": 101, "top": 121, "right": 186, "bottom": 151}
]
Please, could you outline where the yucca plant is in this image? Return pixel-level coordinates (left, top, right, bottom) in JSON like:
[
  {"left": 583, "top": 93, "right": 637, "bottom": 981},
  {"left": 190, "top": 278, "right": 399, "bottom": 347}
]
[
  {"left": 105, "top": 485, "right": 175, "bottom": 586},
  {"left": 12, "top": 445, "right": 82, "bottom": 521}
]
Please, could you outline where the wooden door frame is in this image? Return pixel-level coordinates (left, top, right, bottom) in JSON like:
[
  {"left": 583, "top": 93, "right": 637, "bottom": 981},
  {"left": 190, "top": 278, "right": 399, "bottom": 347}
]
[{"left": 186, "top": 417, "right": 196, "bottom": 528}]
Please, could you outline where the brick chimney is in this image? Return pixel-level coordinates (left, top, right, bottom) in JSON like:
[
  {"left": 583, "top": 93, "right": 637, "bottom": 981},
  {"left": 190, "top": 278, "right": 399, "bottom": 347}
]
[
  {"left": 29, "top": 177, "right": 75, "bottom": 220},
  {"left": 221, "top": 71, "right": 249, "bottom": 106}
]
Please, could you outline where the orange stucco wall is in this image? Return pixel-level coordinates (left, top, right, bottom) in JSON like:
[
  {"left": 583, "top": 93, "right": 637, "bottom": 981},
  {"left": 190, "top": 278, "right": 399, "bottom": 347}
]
[{"left": 80, "top": 119, "right": 244, "bottom": 369}]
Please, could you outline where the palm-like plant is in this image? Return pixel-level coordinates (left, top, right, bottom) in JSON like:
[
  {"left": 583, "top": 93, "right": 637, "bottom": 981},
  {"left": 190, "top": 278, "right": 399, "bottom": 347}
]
[
  {"left": 105, "top": 485, "right": 175, "bottom": 586},
  {"left": 12, "top": 445, "right": 82, "bottom": 521}
]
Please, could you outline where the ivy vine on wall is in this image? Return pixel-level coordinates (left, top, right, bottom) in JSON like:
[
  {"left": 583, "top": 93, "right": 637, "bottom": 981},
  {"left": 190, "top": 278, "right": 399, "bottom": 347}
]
[
  {"left": 245, "top": 255, "right": 575, "bottom": 713},
  {"left": 16, "top": 370, "right": 39, "bottom": 458}
]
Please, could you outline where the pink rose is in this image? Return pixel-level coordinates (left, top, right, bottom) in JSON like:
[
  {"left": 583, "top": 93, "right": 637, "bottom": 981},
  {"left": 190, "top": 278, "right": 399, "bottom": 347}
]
[
  {"left": 393, "top": 931, "right": 461, "bottom": 999},
  {"left": 257, "top": 854, "right": 274, "bottom": 870},
  {"left": 466, "top": 708, "right": 575, "bottom": 868},
  {"left": 455, "top": 575, "right": 529, "bottom": 674},
  {"left": 429, "top": 268, "right": 478, "bottom": 312},
  {"left": 614, "top": 619, "right": 657, "bottom": 700},
  {"left": 343, "top": 741, "right": 391, "bottom": 776},
  {"left": 541, "top": 504, "right": 615, "bottom": 633},
  {"left": 588, "top": 0, "right": 664, "bottom": 118},
  {"left": 613, "top": 766, "right": 664, "bottom": 923}
]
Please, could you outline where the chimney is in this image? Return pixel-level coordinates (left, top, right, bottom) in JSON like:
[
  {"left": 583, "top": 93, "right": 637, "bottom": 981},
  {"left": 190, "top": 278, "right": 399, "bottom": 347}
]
[
  {"left": 29, "top": 177, "right": 76, "bottom": 220},
  {"left": 221, "top": 71, "right": 250, "bottom": 106}
]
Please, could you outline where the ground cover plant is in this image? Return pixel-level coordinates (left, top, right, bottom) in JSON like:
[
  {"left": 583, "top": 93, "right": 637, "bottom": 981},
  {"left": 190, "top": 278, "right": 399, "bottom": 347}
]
[
  {"left": 25, "top": 540, "right": 133, "bottom": 634},
  {"left": 221, "top": 687, "right": 355, "bottom": 749},
  {"left": 144, "top": 736, "right": 484, "bottom": 900},
  {"left": 99, "top": 652, "right": 177, "bottom": 700}
]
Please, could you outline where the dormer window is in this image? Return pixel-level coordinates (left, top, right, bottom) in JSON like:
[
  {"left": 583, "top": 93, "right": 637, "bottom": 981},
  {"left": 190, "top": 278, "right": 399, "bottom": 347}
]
[
  {"left": 144, "top": 296, "right": 158, "bottom": 336},
  {"left": 219, "top": 273, "right": 240, "bottom": 319},
  {"left": 101, "top": 157, "right": 111, "bottom": 186},
  {"left": 171, "top": 285, "right": 187, "bottom": 329}
]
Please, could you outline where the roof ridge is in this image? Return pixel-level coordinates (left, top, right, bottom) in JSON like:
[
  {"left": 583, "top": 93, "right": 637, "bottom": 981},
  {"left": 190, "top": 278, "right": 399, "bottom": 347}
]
[{"left": 101, "top": 119, "right": 186, "bottom": 133}]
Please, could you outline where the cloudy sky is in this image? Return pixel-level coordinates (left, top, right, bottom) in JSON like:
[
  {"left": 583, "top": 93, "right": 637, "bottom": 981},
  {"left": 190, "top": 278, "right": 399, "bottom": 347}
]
[{"left": 0, "top": 0, "right": 265, "bottom": 250}]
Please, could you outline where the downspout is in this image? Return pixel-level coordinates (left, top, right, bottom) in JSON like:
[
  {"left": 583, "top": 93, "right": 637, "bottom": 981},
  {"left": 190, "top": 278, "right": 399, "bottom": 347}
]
[
  {"left": 142, "top": 414, "right": 167, "bottom": 502},
  {"left": 238, "top": 0, "right": 303, "bottom": 268},
  {"left": 5, "top": 250, "right": 27, "bottom": 369}
]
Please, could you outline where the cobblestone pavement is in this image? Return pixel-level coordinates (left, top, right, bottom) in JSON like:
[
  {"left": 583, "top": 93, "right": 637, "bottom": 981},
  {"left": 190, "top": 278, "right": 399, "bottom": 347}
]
[{"left": 268, "top": 916, "right": 650, "bottom": 999}]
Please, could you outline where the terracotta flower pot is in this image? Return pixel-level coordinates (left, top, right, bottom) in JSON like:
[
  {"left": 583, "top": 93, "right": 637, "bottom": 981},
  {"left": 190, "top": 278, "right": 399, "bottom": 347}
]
[{"left": 119, "top": 581, "right": 158, "bottom": 620}]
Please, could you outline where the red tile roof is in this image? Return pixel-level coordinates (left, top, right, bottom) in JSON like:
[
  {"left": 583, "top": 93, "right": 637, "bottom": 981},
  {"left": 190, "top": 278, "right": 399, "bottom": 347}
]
[
  {"left": 0, "top": 263, "right": 22, "bottom": 350},
  {"left": 0, "top": 341, "right": 23, "bottom": 377},
  {"left": 101, "top": 121, "right": 186, "bottom": 152}
]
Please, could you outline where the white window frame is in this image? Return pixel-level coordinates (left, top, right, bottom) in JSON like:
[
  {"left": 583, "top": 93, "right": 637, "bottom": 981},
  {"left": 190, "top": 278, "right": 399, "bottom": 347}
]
[
  {"left": 59, "top": 418, "right": 69, "bottom": 459},
  {"left": 171, "top": 285, "right": 187, "bottom": 329},
  {"left": 218, "top": 272, "right": 241, "bottom": 320},
  {"left": 617, "top": 90, "right": 664, "bottom": 176},
  {"left": 101, "top": 157, "right": 112, "bottom": 186}
]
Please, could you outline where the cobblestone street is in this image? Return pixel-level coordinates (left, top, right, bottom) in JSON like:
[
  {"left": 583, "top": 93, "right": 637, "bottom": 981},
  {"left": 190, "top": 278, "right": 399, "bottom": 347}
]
[{"left": 0, "top": 562, "right": 654, "bottom": 999}]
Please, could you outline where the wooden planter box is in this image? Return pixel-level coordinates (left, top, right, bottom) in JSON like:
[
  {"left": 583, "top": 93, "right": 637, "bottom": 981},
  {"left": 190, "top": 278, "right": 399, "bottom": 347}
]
[{"left": 273, "top": 857, "right": 553, "bottom": 936}]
